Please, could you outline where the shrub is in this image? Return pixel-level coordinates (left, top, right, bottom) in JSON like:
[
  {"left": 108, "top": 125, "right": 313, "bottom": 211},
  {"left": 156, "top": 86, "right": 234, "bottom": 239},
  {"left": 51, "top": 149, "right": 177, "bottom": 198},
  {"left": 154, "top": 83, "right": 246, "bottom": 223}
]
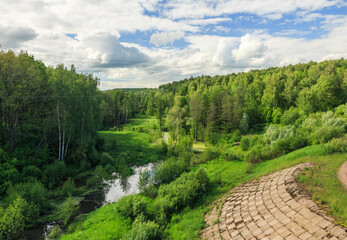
[
  {"left": 123, "top": 216, "right": 162, "bottom": 240},
  {"left": 22, "top": 165, "right": 42, "bottom": 179},
  {"left": 100, "top": 152, "right": 114, "bottom": 166},
  {"left": 47, "top": 225, "right": 62, "bottom": 240},
  {"left": 6, "top": 180, "right": 47, "bottom": 211},
  {"left": 60, "top": 178, "right": 76, "bottom": 197},
  {"left": 116, "top": 195, "right": 152, "bottom": 220},
  {"left": 43, "top": 160, "right": 67, "bottom": 188},
  {"left": 199, "top": 147, "right": 220, "bottom": 163},
  {"left": 154, "top": 157, "right": 187, "bottom": 184},
  {"left": 0, "top": 197, "right": 26, "bottom": 240},
  {"left": 245, "top": 146, "right": 263, "bottom": 165},
  {"left": 138, "top": 169, "right": 152, "bottom": 193},
  {"left": 310, "top": 126, "right": 344, "bottom": 144},
  {"left": 58, "top": 196, "right": 80, "bottom": 226},
  {"left": 271, "top": 138, "right": 291, "bottom": 156},
  {"left": 288, "top": 135, "right": 308, "bottom": 150},
  {"left": 225, "top": 151, "right": 243, "bottom": 162},
  {"left": 263, "top": 125, "right": 295, "bottom": 144},
  {"left": 153, "top": 168, "right": 209, "bottom": 224},
  {"left": 175, "top": 135, "right": 193, "bottom": 152},
  {"left": 240, "top": 136, "right": 250, "bottom": 151},
  {"left": 230, "top": 129, "right": 241, "bottom": 143},
  {"left": 281, "top": 107, "right": 301, "bottom": 125},
  {"left": 323, "top": 137, "right": 347, "bottom": 154}
]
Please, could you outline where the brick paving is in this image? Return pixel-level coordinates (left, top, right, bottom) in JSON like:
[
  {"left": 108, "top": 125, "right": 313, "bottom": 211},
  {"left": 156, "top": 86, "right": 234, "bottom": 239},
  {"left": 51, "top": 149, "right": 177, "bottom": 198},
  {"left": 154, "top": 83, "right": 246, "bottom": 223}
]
[{"left": 201, "top": 163, "right": 347, "bottom": 240}]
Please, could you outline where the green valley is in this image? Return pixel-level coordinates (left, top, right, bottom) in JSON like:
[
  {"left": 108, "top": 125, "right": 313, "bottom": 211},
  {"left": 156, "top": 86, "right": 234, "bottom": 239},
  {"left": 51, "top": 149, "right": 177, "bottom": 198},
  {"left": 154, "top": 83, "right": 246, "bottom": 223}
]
[{"left": 0, "top": 51, "right": 346, "bottom": 240}]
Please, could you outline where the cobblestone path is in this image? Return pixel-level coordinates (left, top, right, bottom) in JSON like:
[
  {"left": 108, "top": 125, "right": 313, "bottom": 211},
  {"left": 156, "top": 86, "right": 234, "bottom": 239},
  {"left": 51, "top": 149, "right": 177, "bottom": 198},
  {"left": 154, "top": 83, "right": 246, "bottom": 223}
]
[{"left": 201, "top": 163, "right": 347, "bottom": 240}]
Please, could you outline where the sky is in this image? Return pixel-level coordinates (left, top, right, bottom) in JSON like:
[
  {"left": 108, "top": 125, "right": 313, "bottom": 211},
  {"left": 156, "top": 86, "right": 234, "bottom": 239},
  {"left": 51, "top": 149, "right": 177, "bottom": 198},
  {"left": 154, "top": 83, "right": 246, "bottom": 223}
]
[{"left": 0, "top": 0, "right": 347, "bottom": 90}]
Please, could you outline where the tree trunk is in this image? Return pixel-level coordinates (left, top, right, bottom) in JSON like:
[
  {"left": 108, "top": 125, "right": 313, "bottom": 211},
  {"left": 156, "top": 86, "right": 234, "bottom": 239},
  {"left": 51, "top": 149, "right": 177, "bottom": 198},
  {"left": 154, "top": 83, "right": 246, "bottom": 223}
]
[{"left": 57, "top": 101, "right": 61, "bottom": 160}]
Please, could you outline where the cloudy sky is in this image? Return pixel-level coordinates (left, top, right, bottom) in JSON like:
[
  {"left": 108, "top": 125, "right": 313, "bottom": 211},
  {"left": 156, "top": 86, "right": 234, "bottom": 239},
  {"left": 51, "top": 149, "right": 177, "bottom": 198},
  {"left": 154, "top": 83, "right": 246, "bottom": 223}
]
[{"left": 1, "top": 0, "right": 347, "bottom": 89}]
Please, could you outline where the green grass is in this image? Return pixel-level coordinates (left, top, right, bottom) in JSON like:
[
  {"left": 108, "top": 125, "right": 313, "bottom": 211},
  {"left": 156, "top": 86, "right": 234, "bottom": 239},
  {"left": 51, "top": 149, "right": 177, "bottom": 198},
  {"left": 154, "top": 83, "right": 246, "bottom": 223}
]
[
  {"left": 98, "top": 116, "right": 165, "bottom": 166},
  {"left": 61, "top": 203, "right": 132, "bottom": 240},
  {"left": 165, "top": 144, "right": 346, "bottom": 239},
  {"left": 297, "top": 154, "right": 347, "bottom": 227}
]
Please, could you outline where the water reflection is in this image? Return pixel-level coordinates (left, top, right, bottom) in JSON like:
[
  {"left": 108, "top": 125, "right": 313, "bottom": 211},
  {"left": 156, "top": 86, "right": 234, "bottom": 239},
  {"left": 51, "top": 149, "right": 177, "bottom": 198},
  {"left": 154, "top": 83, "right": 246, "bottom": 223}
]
[
  {"left": 22, "top": 162, "right": 156, "bottom": 240},
  {"left": 104, "top": 163, "right": 155, "bottom": 203}
]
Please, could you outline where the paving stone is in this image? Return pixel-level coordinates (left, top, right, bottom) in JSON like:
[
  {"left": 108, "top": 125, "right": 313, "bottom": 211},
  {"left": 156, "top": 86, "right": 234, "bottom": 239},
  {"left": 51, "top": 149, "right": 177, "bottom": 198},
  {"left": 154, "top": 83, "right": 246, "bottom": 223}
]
[{"left": 200, "top": 163, "right": 347, "bottom": 240}]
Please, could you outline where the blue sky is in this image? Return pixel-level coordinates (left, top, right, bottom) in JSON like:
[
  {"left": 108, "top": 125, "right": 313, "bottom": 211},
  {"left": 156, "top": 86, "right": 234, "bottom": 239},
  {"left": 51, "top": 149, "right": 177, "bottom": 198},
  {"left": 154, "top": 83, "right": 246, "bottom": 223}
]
[{"left": 0, "top": 0, "right": 347, "bottom": 89}]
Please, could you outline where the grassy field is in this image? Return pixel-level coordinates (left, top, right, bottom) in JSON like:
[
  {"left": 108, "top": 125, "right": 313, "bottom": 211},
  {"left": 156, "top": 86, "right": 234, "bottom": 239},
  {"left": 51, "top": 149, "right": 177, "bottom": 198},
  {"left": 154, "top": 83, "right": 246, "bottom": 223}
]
[
  {"left": 62, "top": 203, "right": 132, "bottom": 240},
  {"left": 98, "top": 116, "right": 165, "bottom": 166}
]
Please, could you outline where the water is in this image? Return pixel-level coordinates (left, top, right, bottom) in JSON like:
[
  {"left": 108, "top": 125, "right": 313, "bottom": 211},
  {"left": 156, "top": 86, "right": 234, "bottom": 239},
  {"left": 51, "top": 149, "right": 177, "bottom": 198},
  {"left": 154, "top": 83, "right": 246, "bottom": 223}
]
[{"left": 22, "top": 163, "right": 156, "bottom": 240}]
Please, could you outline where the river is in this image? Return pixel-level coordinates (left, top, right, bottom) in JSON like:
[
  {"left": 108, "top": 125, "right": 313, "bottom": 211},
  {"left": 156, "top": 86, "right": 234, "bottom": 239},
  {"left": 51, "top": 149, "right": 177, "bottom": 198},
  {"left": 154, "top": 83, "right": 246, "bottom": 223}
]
[{"left": 22, "top": 163, "right": 156, "bottom": 240}]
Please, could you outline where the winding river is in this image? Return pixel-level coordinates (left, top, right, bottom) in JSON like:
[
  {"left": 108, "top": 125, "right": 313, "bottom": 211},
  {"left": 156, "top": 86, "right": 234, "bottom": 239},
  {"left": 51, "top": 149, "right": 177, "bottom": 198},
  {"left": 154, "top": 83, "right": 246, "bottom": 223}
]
[{"left": 23, "top": 163, "right": 156, "bottom": 240}]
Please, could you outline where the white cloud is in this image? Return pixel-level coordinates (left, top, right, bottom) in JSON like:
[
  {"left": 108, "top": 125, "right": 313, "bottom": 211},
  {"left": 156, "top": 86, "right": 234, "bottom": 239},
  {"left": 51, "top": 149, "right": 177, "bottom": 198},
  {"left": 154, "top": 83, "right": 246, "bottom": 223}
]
[
  {"left": 150, "top": 31, "right": 185, "bottom": 47},
  {"left": 0, "top": 25, "right": 37, "bottom": 48},
  {"left": 1, "top": 0, "right": 347, "bottom": 89},
  {"left": 161, "top": 0, "right": 343, "bottom": 20}
]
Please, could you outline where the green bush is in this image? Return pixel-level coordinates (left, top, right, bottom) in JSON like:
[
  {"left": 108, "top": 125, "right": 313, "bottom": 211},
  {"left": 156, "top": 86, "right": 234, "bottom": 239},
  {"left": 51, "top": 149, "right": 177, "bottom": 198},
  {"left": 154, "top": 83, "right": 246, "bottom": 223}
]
[
  {"left": 240, "top": 136, "right": 250, "bottom": 151},
  {"left": 116, "top": 195, "right": 152, "bottom": 220},
  {"left": 58, "top": 196, "right": 80, "bottom": 226},
  {"left": 6, "top": 180, "right": 47, "bottom": 211},
  {"left": 0, "top": 197, "right": 26, "bottom": 240},
  {"left": 225, "top": 152, "right": 243, "bottom": 161},
  {"left": 245, "top": 146, "right": 263, "bottom": 164},
  {"left": 230, "top": 129, "right": 242, "bottom": 143},
  {"left": 281, "top": 107, "right": 301, "bottom": 125},
  {"left": 43, "top": 160, "right": 67, "bottom": 188},
  {"left": 60, "top": 178, "right": 77, "bottom": 198},
  {"left": 47, "top": 225, "right": 62, "bottom": 240},
  {"left": 154, "top": 157, "right": 187, "bottom": 184},
  {"left": 22, "top": 165, "right": 42, "bottom": 179},
  {"left": 100, "top": 152, "right": 114, "bottom": 166},
  {"left": 323, "top": 137, "right": 347, "bottom": 154},
  {"left": 198, "top": 147, "right": 220, "bottom": 163},
  {"left": 153, "top": 168, "right": 209, "bottom": 224},
  {"left": 123, "top": 216, "right": 162, "bottom": 240},
  {"left": 310, "top": 126, "right": 343, "bottom": 144}
]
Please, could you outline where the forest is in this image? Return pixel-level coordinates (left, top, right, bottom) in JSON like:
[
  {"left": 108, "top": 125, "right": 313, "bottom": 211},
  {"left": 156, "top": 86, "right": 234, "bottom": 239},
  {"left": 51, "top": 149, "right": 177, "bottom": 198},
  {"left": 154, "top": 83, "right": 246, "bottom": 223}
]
[{"left": 0, "top": 50, "right": 346, "bottom": 240}]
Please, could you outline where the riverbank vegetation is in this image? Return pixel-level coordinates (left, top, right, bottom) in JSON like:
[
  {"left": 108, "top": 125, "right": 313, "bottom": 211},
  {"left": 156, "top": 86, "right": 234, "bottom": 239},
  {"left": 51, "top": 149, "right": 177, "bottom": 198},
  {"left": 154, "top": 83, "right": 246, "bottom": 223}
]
[{"left": 0, "top": 50, "right": 346, "bottom": 239}]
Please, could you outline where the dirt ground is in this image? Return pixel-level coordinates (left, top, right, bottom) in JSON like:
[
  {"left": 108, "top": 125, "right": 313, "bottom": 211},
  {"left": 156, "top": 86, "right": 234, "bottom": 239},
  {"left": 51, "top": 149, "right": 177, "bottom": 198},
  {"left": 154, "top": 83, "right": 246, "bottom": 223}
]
[{"left": 338, "top": 161, "right": 347, "bottom": 190}]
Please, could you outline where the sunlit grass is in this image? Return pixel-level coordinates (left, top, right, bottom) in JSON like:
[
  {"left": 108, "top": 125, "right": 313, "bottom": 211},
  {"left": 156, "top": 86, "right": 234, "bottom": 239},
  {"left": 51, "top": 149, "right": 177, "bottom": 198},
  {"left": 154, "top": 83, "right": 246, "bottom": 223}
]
[
  {"left": 297, "top": 155, "right": 347, "bottom": 227},
  {"left": 62, "top": 203, "right": 132, "bottom": 240}
]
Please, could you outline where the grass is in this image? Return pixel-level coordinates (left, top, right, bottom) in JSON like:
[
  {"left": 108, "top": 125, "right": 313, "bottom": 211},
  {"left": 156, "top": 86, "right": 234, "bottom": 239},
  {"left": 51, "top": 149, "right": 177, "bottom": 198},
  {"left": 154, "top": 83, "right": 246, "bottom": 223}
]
[
  {"left": 165, "top": 144, "right": 346, "bottom": 239},
  {"left": 98, "top": 116, "right": 165, "bottom": 166},
  {"left": 296, "top": 154, "right": 347, "bottom": 227},
  {"left": 192, "top": 142, "right": 208, "bottom": 153},
  {"left": 61, "top": 203, "right": 132, "bottom": 240}
]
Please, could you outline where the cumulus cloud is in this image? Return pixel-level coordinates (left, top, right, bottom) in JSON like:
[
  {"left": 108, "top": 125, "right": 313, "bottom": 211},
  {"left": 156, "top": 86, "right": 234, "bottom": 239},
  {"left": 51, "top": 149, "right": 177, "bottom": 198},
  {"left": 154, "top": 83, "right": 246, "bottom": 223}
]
[
  {"left": 79, "top": 33, "right": 148, "bottom": 68},
  {"left": 232, "top": 34, "right": 267, "bottom": 63},
  {"left": 0, "top": 25, "right": 37, "bottom": 48},
  {"left": 1, "top": 0, "right": 347, "bottom": 89},
  {"left": 150, "top": 31, "right": 185, "bottom": 46}
]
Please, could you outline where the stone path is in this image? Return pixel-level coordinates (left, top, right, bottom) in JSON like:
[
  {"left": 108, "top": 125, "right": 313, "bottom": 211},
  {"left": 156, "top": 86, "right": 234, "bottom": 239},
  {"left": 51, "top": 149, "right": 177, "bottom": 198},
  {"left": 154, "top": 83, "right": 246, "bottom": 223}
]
[{"left": 201, "top": 163, "right": 347, "bottom": 240}]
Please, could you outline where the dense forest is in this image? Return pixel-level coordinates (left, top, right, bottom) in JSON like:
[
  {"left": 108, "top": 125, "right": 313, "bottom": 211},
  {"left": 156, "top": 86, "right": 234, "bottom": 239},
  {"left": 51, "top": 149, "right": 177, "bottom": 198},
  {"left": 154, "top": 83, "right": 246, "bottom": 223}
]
[{"left": 0, "top": 50, "right": 346, "bottom": 240}]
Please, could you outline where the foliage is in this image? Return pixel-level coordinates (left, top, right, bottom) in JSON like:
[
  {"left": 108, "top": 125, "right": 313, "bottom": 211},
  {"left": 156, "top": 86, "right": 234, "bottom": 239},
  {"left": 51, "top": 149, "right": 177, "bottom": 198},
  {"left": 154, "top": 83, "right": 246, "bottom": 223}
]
[
  {"left": 153, "top": 168, "right": 209, "bottom": 225},
  {"left": 154, "top": 157, "right": 188, "bottom": 185},
  {"left": 47, "top": 225, "right": 62, "bottom": 240},
  {"left": 61, "top": 203, "right": 131, "bottom": 240},
  {"left": 58, "top": 196, "right": 80, "bottom": 226},
  {"left": 116, "top": 195, "right": 152, "bottom": 221},
  {"left": 0, "top": 197, "right": 26, "bottom": 240},
  {"left": 123, "top": 215, "right": 162, "bottom": 240}
]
